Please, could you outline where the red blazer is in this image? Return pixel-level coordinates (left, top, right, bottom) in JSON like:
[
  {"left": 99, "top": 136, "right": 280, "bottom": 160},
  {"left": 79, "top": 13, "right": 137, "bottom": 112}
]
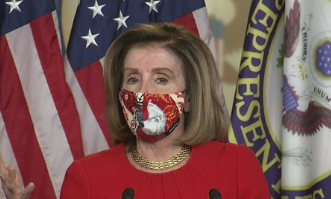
[{"left": 60, "top": 142, "right": 270, "bottom": 199}]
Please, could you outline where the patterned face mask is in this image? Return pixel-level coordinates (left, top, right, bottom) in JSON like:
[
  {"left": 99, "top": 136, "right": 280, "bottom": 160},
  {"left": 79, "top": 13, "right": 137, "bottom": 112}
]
[{"left": 119, "top": 89, "right": 185, "bottom": 143}]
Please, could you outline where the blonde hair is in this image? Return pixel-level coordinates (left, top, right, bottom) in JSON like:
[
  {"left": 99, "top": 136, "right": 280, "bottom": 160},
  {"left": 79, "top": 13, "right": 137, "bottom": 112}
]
[{"left": 104, "top": 23, "right": 227, "bottom": 145}]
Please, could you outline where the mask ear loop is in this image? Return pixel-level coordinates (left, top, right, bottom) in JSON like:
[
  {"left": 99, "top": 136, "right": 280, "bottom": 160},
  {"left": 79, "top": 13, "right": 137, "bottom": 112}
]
[
  {"left": 179, "top": 90, "right": 189, "bottom": 131},
  {"left": 181, "top": 90, "right": 190, "bottom": 113}
]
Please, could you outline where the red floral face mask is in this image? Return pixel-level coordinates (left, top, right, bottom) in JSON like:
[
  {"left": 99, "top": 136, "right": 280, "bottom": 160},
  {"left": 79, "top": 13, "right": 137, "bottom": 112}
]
[{"left": 119, "top": 89, "right": 185, "bottom": 143}]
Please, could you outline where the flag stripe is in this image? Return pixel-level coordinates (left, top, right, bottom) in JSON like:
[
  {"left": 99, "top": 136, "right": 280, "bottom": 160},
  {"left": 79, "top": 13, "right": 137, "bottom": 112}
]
[
  {"left": 0, "top": 35, "right": 56, "bottom": 199},
  {"left": 74, "top": 62, "right": 112, "bottom": 146},
  {"left": 0, "top": 110, "right": 25, "bottom": 198},
  {"left": 172, "top": 12, "right": 199, "bottom": 35},
  {"left": 64, "top": 58, "right": 110, "bottom": 155},
  {"left": 6, "top": 17, "right": 74, "bottom": 198},
  {"left": 30, "top": 12, "right": 84, "bottom": 160},
  {"left": 193, "top": 7, "right": 217, "bottom": 60},
  {"left": 52, "top": 12, "right": 64, "bottom": 55}
]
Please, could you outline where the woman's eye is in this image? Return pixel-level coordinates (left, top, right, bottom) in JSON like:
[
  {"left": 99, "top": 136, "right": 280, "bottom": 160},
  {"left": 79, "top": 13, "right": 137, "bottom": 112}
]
[
  {"left": 156, "top": 78, "right": 168, "bottom": 85},
  {"left": 127, "top": 77, "right": 139, "bottom": 84}
]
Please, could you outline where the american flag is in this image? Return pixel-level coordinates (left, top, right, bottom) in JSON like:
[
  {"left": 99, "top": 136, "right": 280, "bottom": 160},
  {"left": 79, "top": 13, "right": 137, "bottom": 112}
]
[
  {"left": 0, "top": 0, "right": 227, "bottom": 198},
  {"left": 0, "top": 0, "right": 82, "bottom": 198}
]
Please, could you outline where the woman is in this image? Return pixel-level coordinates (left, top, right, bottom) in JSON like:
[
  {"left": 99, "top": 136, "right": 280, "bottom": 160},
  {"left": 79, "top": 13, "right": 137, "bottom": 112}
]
[
  {"left": 1, "top": 23, "right": 270, "bottom": 199},
  {"left": 60, "top": 23, "right": 270, "bottom": 198}
]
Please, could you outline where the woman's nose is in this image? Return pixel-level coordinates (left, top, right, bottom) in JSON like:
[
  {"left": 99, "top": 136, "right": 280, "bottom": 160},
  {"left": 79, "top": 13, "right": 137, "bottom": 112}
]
[
  {"left": 139, "top": 80, "right": 150, "bottom": 93},
  {"left": 139, "top": 80, "right": 159, "bottom": 94}
]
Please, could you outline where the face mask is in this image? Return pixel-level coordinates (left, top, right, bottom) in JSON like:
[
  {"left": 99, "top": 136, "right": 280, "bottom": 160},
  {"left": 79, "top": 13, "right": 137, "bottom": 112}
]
[{"left": 119, "top": 89, "right": 185, "bottom": 143}]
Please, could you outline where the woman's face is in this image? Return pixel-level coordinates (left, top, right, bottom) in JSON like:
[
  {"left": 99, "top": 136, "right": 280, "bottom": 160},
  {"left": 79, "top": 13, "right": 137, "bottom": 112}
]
[{"left": 122, "top": 45, "right": 186, "bottom": 94}]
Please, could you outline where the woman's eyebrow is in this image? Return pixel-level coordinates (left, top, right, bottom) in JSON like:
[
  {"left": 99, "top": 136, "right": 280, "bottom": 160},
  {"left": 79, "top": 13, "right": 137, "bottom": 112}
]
[
  {"left": 123, "top": 68, "right": 139, "bottom": 73},
  {"left": 151, "top": 67, "right": 174, "bottom": 74}
]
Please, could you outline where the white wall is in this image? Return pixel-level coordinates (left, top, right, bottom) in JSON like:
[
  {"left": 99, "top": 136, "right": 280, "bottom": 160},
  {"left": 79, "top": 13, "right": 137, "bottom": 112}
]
[{"left": 205, "top": 0, "right": 251, "bottom": 114}]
